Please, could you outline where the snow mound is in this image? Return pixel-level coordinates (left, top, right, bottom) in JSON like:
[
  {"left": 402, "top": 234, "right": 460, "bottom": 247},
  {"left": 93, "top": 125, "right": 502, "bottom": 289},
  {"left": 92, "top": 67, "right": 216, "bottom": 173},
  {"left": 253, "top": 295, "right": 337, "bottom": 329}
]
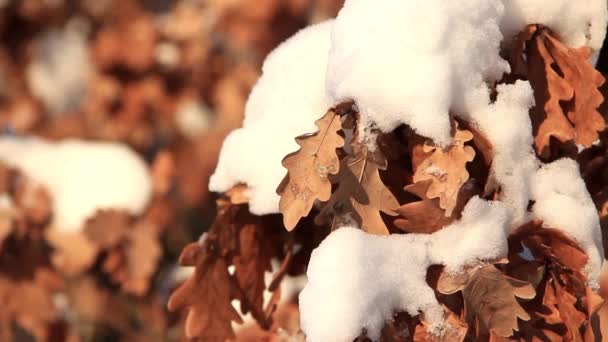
[
  {"left": 327, "top": 0, "right": 508, "bottom": 145},
  {"left": 0, "top": 137, "right": 152, "bottom": 232},
  {"left": 300, "top": 198, "right": 510, "bottom": 342},
  {"left": 327, "top": 0, "right": 607, "bottom": 144},
  {"left": 209, "top": 20, "right": 333, "bottom": 215}
]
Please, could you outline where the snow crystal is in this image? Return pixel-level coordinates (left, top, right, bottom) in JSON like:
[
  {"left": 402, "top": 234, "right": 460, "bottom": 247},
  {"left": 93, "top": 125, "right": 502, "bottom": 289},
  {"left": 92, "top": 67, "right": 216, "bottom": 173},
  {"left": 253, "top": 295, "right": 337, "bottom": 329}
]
[
  {"left": 300, "top": 198, "right": 510, "bottom": 342},
  {"left": 209, "top": 20, "right": 333, "bottom": 215},
  {"left": 0, "top": 137, "right": 152, "bottom": 232},
  {"left": 27, "top": 18, "right": 91, "bottom": 115}
]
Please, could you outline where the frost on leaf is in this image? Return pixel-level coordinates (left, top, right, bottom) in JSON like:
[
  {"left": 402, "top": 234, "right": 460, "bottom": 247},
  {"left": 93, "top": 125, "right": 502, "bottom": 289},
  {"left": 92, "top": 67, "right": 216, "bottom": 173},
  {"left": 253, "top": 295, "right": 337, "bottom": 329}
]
[
  {"left": 511, "top": 25, "right": 606, "bottom": 158},
  {"left": 411, "top": 121, "right": 475, "bottom": 217},
  {"left": 462, "top": 264, "right": 535, "bottom": 338},
  {"left": 316, "top": 131, "right": 399, "bottom": 235},
  {"left": 278, "top": 109, "right": 344, "bottom": 230}
]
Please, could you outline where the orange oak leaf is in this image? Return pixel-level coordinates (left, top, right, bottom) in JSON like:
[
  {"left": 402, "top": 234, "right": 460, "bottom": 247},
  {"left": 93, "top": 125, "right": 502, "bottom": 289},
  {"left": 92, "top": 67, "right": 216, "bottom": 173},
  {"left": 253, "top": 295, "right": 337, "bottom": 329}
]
[
  {"left": 316, "top": 140, "right": 399, "bottom": 235},
  {"left": 412, "top": 121, "right": 475, "bottom": 217},
  {"left": 517, "top": 25, "right": 606, "bottom": 157},
  {"left": 463, "top": 265, "right": 535, "bottom": 338},
  {"left": 413, "top": 309, "right": 467, "bottom": 342},
  {"left": 278, "top": 109, "right": 344, "bottom": 230}
]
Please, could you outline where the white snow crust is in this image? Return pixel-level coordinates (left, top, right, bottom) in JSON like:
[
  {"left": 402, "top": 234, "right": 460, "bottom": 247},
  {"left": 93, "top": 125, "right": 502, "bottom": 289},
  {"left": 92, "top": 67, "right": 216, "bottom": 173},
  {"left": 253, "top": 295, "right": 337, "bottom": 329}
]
[
  {"left": 0, "top": 137, "right": 152, "bottom": 232},
  {"left": 209, "top": 20, "right": 333, "bottom": 215},
  {"left": 206, "top": 0, "right": 608, "bottom": 340}
]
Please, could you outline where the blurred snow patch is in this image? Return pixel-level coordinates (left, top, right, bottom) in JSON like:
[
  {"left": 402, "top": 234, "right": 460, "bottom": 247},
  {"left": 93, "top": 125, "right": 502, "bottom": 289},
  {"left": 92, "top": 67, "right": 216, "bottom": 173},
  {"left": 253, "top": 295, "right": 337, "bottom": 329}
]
[
  {"left": 0, "top": 137, "right": 152, "bottom": 232},
  {"left": 27, "top": 18, "right": 91, "bottom": 115}
]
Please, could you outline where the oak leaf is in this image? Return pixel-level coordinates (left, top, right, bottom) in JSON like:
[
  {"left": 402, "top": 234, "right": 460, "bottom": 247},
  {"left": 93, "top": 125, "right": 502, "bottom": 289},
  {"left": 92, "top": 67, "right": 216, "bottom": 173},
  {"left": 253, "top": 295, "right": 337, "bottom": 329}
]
[
  {"left": 463, "top": 265, "right": 535, "bottom": 337},
  {"left": 413, "top": 310, "right": 467, "bottom": 342},
  {"left": 168, "top": 242, "right": 243, "bottom": 341},
  {"left": 515, "top": 25, "right": 606, "bottom": 157},
  {"left": 394, "top": 181, "right": 452, "bottom": 234},
  {"left": 316, "top": 140, "right": 399, "bottom": 235},
  {"left": 278, "top": 109, "right": 344, "bottom": 230},
  {"left": 412, "top": 122, "right": 475, "bottom": 216}
]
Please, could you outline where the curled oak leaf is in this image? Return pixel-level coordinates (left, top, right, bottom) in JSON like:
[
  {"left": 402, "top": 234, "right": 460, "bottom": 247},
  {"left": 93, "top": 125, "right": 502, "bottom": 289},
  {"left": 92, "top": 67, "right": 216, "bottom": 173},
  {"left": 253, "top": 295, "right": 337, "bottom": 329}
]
[
  {"left": 278, "top": 109, "right": 344, "bottom": 230},
  {"left": 168, "top": 242, "right": 243, "bottom": 341},
  {"left": 233, "top": 221, "right": 276, "bottom": 328},
  {"left": 412, "top": 121, "right": 475, "bottom": 217},
  {"left": 510, "top": 221, "right": 588, "bottom": 274},
  {"left": 394, "top": 181, "right": 452, "bottom": 234},
  {"left": 316, "top": 139, "right": 399, "bottom": 235},
  {"left": 542, "top": 279, "right": 586, "bottom": 341},
  {"left": 463, "top": 265, "right": 535, "bottom": 338}
]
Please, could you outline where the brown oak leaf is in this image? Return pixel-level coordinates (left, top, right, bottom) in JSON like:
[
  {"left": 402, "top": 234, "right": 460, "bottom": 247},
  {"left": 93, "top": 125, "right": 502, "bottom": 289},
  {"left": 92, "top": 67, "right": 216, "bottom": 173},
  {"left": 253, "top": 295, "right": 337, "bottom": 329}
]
[
  {"left": 278, "top": 109, "right": 344, "bottom": 230},
  {"left": 462, "top": 265, "right": 535, "bottom": 338},
  {"left": 394, "top": 180, "right": 453, "bottom": 234},
  {"left": 168, "top": 242, "right": 243, "bottom": 341},
  {"left": 412, "top": 121, "right": 475, "bottom": 217},
  {"left": 169, "top": 201, "right": 287, "bottom": 339},
  {"left": 316, "top": 139, "right": 399, "bottom": 235}
]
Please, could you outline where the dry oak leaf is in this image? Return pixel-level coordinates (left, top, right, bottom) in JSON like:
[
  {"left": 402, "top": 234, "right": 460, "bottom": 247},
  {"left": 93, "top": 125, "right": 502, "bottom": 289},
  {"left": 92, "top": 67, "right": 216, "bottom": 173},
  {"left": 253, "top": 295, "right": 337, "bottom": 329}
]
[
  {"left": 316, "top": 139, "right": 399, "bottom": 235},
  {"left": 523, "top": 26, "right": 606, "bottom": 156},
  {"left": 413, "top": 310, "right": 467, "bottom": 342},
  {"left": 412, "top": 122, "right": 475, "bottom": 217},
  {"left": 541, "top": 279, "right": 586, "bottom": 341},
  {"left": 394, "top": 180, "right": 452, "bottom": 234},
  {"left": 233, "top": 217, "right": 280, "bottom": 328},
  {"left": 278, "top": 109, "right": 344, "bottom": 230},
  {"left": 168, "top": 242, "right": 243, "bottom": 341},
  {"left": 463, "top": 265, "right": 535, "bottom": 338}
]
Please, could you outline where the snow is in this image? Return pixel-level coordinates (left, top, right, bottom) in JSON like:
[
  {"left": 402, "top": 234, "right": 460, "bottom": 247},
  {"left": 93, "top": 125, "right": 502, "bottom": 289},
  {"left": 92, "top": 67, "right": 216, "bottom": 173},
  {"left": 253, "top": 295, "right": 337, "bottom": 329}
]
[
  {"left": 300, "top": 198, "right": 510, "bottom": 342},
  {"left": 175, "top": 100, "right": 212, "bottom": 138},
  {"left": 27, "top": 18, "right": 91, "bottom": 115},
  {"left": 501, "top": 0, "right": 608, "bottom": 53},
  {"left": 326, "top": 0, "right": 607, "bottom": 144},
  {"left": 531, "top": 159, "right": 604, "bottom": 288},
  {"left": 205, "top": 0, "right": 608, "bottom": 340},
  {"left": 0, "top": 137, "right": 152, "bottom": 232},
  {"left": 327, "top": 0, "right": 509, "bottom": 145},
  {"left": 209, "top": 20, "right": 333, "bottom": 215}
]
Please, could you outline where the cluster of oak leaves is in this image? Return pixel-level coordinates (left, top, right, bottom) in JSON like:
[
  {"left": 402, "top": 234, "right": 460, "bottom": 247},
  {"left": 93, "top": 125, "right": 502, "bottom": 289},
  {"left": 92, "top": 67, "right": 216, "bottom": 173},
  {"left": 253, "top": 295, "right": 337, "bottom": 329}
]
[
  {"left": 170, "top": 25, "right": 608, "bottom": 341},
  {"left": 0, "top": 0, "right": 344, "bottom": 341}
]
